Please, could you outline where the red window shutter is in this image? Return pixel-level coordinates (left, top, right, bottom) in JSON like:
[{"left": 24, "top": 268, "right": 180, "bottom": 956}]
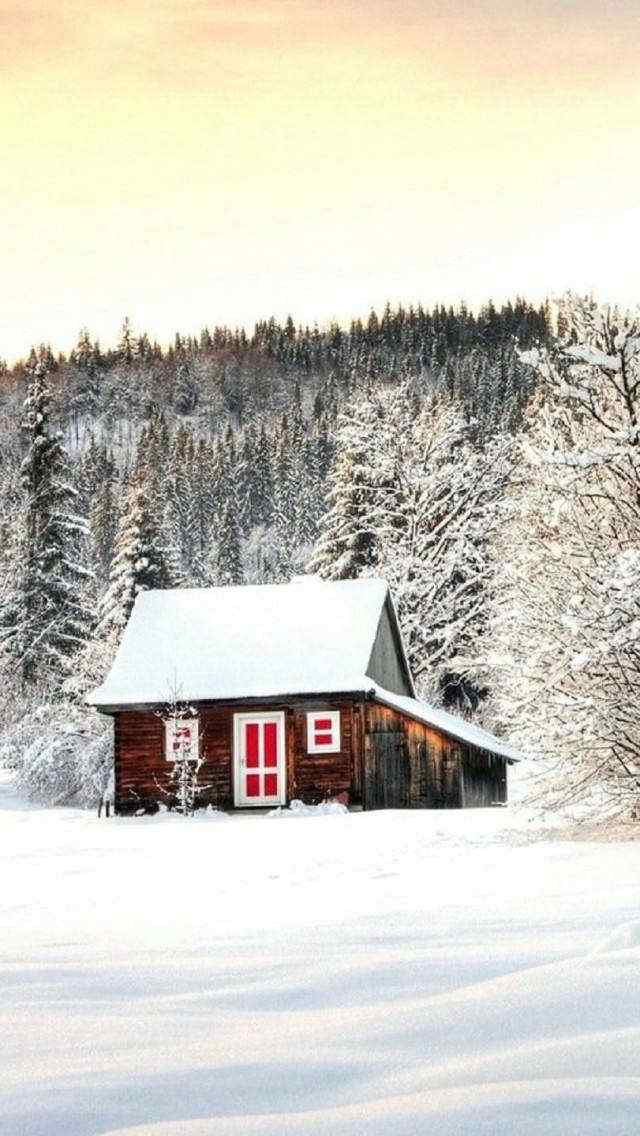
[
  {"left": 314, "top": 733, "right": 333, "bottom": 746},
  {"left": 264, "top": 773, "right": 278, "bottom": 796},
  {"left": 315, "top": 718, "right": 332, "bottom": 731}
]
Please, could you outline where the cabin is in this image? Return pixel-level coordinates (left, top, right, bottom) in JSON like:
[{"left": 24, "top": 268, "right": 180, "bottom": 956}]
[{"left": 89, "top": 576, "right": 517, "bottom": 814}]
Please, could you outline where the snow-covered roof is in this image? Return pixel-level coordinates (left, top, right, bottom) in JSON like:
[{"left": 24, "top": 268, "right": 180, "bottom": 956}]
[
  {"left": 368, "top": 686, "right": 520, "bottom": 763},
  {"left": 90, "top": 577, "right": 517, "bottom": 762},
  {"left": 90, "top": 577, "right": 391, "bottom": 708}
]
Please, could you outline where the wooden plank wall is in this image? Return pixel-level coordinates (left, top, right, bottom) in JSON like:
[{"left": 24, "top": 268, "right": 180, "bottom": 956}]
[
  {"left": 113, "top": 698, "right": 507, "bottom": 813},
  {"left": 461, "top": 748, "right": 507, "bottom": 806},
  {"left": 363, "top": 702, "right": 505, "bottom": 809},
  {"left": 114, "top": 699, "right": 361, "bottom": 813},
  {"left": 289, "top": 703, "right": 357, "bottom": 804},
  {"left": 364, "top": 702, "right": 458, "bottom": 809}
]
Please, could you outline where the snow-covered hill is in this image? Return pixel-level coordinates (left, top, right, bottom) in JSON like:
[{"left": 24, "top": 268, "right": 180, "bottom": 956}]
[{"left": 1, "top": 771, "right": 639, "bottom": 1135}]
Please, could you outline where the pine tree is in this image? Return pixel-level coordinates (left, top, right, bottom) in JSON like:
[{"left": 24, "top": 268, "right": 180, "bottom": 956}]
[
  {"left": 210, "top": 500, "right": 243, "bottom": 586},
  {"left": 90, "top": 481, "right": 119, "bottom": 590},
  {"left": 307, "top": 403, "right": 379, "bottom": 580},
  {"left": 118, "top": 318, "right": 134, "bottom": 365},
  {"left": 174, "top": 357, "right": 199, "bottom": 416},
  {"left": 98, "top": 478, "right": 176, "bottom": 640},
  {"left": 163, "top": 425, "right": 198, "bottom": 581},
  {"left": 190, "top": 439, "right": 217, "bottom": 581},
  {"left": 4, "top": 362, "right": 94, "bottom": 684},
  {"left": 251, "top": 424, "right": 274, "bottom": 527}
]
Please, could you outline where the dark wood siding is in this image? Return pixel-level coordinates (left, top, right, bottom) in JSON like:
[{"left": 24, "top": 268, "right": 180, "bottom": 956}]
[
  {"left": 114, "top": 697, "right": 361, "bottom": 814},
  {"left": 364, "top": 701, "right": 458, "bottom": 809},
  {"left": 461, "top": 748, "right": 507, "bottom": 806},
  {"left": 289, "top": 702, "right": 357, "bottom": 804},
  {"left": 112, "top": 695, "right": 509, "bottom": 814},
  {"left": 362, "top": 701, "right": 505, "bottom": 810}
]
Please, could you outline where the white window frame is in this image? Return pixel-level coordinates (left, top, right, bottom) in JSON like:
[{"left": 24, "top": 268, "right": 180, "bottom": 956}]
[
  {"left": 164, "top": 716, "right": 200, "bottom": 763},
  {"left": 306, "top": 710, "right": 341, "bottom": 754}
]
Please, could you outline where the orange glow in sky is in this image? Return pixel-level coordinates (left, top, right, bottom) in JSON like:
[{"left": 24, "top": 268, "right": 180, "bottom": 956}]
[{"left": 2, "top": 1, "right": 640, "bottom": 360}]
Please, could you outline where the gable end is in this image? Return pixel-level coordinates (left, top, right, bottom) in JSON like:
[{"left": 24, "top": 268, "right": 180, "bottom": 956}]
[{"left": 365, "top": 594, "right": 415, "bottom": 697}]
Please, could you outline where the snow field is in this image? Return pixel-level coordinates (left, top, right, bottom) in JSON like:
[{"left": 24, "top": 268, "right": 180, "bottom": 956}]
[{"left": 1, "top": 772, "right": 640, "bottom": 1135}]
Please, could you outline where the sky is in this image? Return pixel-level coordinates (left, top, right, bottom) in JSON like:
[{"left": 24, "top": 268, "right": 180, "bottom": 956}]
[{"left": 1, "top": 0, "right": 640, "bottom": 361}]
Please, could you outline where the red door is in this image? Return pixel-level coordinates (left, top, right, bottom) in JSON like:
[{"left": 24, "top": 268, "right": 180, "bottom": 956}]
[{"left": 235, "top": 714, "right": 285, "bottom": 806}]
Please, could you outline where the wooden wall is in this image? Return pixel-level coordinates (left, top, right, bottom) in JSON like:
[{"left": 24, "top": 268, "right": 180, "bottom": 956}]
[
  {"left": 113, "top": 696, "right": 508, "bottom": 813},
  {"left": 113, "top": 698, "right": 361, "bottom": 814},
  {"left": 363, "top": 701, "right": 507, "bottom": 810},
  {"left": 461, "top": 747, "right": 507, "bottom": 806}
]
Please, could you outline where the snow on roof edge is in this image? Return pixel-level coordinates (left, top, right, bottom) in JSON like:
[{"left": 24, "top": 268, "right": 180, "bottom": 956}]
[{"left": 88, "top": 677, "right": 373, "bottom": 710}]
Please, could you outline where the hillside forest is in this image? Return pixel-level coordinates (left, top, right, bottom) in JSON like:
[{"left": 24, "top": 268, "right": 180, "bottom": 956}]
[{"left": 1, "top": 293, "right": 638, "bottom": 819}]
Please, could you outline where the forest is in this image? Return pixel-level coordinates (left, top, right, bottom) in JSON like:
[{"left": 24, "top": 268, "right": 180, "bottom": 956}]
[{"left": 1, "top": 293, "right": 638, "bottom": 819}]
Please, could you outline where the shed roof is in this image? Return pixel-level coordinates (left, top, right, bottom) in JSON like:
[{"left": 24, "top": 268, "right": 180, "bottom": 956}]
[{"left": 368, "top": 685, "right": 519, "bottom": 763}]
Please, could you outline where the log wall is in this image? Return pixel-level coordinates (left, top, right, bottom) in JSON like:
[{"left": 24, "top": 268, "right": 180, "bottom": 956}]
[
  {"left": 113, "top": 698, "right": 361, "bottom": 814},
  {"left": 112, "top": 697, "right": 508, "bottom": 813}
]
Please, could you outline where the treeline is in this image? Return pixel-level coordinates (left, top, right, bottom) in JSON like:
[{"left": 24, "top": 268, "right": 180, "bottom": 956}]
[
  {"left": 0, "top": 298, "right": 549, "bottom": 448},
  {"left": 0, "top": 295, "right": 550, "bottom": 807}
]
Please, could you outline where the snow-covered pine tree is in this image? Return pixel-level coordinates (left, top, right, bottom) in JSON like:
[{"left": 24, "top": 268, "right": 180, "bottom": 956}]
[
  {"left": 269, "top": 414, "right": 302, "bottom": 578},
  {"left": 295, "top": 430, "right": 325, "bottom": 553},
  {"left": 174, "top": 356, "right": 199, "bottom": 416},
  {"left": 251, "top": 423, "right": 275, "bottom": 527},
  {"left": 209, "top": 499, "right": 243, "bottom": 586},
  {"left": 307, "top": 400, "right": 380, "bottom": 580},
  {"left": 189, "top": 438, "right": 217, "bottom": 581},
  {"left": 309, "top": 382, "right": 511, "bottom": 706},
  {"left": 3, "top": 361, "right": 94, "bottom": 684},
  {"left": 118, "top": 317, "right": 134, "bottom": 365},
  {"left": 89, "top": 480, "right": 119, "bottom": 591},
  {"left": 233, "top": 424, "right": 255, "bottom": 536},
  {"left": 163, "top": 424, "right": 198, "bottom": 581},
  {"left": 369, "top": 387, "right": 512, "bottom": 707},
  {"left": 97, "top": 476, "right": 177, "bottom": 640}
]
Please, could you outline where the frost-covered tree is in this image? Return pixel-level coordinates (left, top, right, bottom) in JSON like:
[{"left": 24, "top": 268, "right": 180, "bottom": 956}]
[
  {"left": 486, "top": 295, "right": 640, "bottom": 815},
  {"left": 98, "top": 479, "right": 176, "bottom": 640},
  {"left": 2, "top": 361, "right": 93, "bottom": 684},
  {"left": 307, "top": 400, "right": 380, "bottom": 580},
  {"left": 251, "top": 424, "right": 274, "bottom": 527},
  {"left": 373, "top": 392, "right": 512, "bottom": 707},
  {"left": 155, "top": 695, "right": 211, "bottom": 815},
  {"left": 210, "top": 499, "right": 243, "bottom": 586},
  {"left": 310, "top": 382, "right": 512, "bottom": 705},
  {"left": 163, "top": 425, "right": 199, "bottom": 581},
  {"left": 89, "top": 480, "right": 119, "bottom": 590}
]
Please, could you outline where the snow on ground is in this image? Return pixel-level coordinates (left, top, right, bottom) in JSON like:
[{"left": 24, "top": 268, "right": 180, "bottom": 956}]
[{"left": 1, "top": 767, "right": 640, "bottom": 1136}]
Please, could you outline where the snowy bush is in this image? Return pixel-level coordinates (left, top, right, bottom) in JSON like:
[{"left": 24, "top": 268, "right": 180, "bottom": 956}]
[{"left": 0, "top": 702, "right": 113, "bottom": 808}]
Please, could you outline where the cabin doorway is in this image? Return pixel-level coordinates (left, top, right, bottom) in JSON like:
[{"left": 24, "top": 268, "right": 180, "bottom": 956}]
[
  {"left": 364, "top": 730, "right": 410, "bottom": 809},
  {"left": 233, "top": 712, "right": 286, "bottom": 807}
]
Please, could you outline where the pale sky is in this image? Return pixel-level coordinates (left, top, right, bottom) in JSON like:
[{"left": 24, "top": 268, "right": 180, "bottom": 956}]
[{"left": 2, "top": 0, "right": 640, "bottom": 361}]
